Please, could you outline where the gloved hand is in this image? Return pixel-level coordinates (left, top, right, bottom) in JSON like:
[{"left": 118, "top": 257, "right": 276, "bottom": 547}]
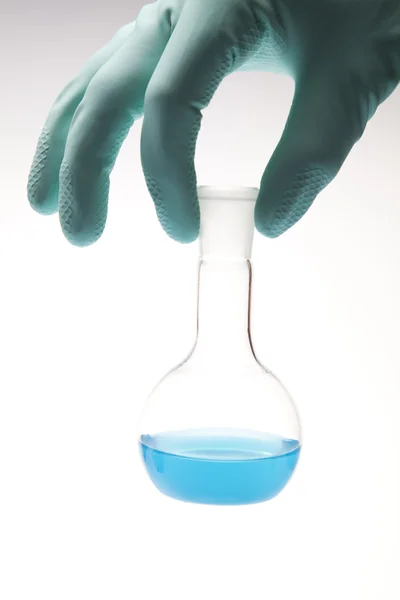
[{"left": 27, "top": 0, "right": 400, "bottom": 246}]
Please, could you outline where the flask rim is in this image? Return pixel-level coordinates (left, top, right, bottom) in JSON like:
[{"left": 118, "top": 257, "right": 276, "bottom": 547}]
[{"left": 197, "top": 186, "right": 259, "bottom": 201}]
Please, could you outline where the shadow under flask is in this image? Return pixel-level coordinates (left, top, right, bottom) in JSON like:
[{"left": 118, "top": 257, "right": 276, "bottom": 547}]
[{"left": 139, "top": 186, "right": 301, "bottom": 505}]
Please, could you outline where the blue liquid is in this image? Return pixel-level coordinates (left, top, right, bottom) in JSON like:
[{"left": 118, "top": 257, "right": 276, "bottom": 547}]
[{"left": 140, "top": 429, "right": 300, "bottom": 505}]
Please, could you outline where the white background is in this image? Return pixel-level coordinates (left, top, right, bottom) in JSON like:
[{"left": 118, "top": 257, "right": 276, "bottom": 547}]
[{"left": 1, "top": 3, "right": 400, "bottom": 599}]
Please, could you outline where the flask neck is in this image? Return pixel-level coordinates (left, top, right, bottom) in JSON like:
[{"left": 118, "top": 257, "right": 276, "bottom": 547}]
[{"left": 194, "top": 258, "right": 254, "bottom": 364}]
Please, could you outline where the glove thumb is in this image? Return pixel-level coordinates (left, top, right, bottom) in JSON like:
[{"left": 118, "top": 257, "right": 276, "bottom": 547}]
[{"left": 255, "top": 65, "right": 370, "bottom": 237}]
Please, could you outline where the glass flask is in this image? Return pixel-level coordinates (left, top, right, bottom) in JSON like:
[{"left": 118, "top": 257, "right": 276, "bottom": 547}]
[{"left": 139, "top": 186, "right": 301, "bottom": 505}]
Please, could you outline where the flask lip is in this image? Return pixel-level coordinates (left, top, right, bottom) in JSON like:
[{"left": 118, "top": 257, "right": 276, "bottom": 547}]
[{"left": 197, "top": 186, "right": 259, "bottom": 201}]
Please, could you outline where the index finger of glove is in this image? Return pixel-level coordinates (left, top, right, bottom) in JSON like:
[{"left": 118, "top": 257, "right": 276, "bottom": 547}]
[{"left": 141, "top": 0, "right": 265, "bottom": 242}]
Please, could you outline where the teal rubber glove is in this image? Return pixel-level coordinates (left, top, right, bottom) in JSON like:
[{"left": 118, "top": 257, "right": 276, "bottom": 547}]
[{"left": 28, "top": 0, "right": 400, "bottom": 246}]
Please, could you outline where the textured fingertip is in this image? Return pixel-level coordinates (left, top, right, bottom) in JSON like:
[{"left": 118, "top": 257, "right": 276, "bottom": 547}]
[
  {"left": 27, "top": 127, "right": 59, "bottom": 215},
  {"left": 58, "top": 161, "right": 107, "bottom": 247},
  {"left": 145, "top": 174, "right": 200, "bottom": 244},
  {"left": 255, "top": 166, "right": 332, "bottom": 238}
]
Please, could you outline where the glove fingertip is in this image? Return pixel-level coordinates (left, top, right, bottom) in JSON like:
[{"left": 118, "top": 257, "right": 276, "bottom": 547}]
[
  {"left": 145, "top": 174, "right": 200, "bottom": 244},
  {"left": 27, "top": 127, "right": 59, "bottom": 216},
  {"left": 255, "top": 165, "right": 332, "bottom": 238},
  {"left": 58, "top": 160, "right": 108, "bottom": 247}
]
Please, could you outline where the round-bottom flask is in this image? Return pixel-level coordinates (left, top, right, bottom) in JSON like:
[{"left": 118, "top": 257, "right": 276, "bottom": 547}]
[{"left": 139, "top": 186, "right": 301, "bottom": 505}]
